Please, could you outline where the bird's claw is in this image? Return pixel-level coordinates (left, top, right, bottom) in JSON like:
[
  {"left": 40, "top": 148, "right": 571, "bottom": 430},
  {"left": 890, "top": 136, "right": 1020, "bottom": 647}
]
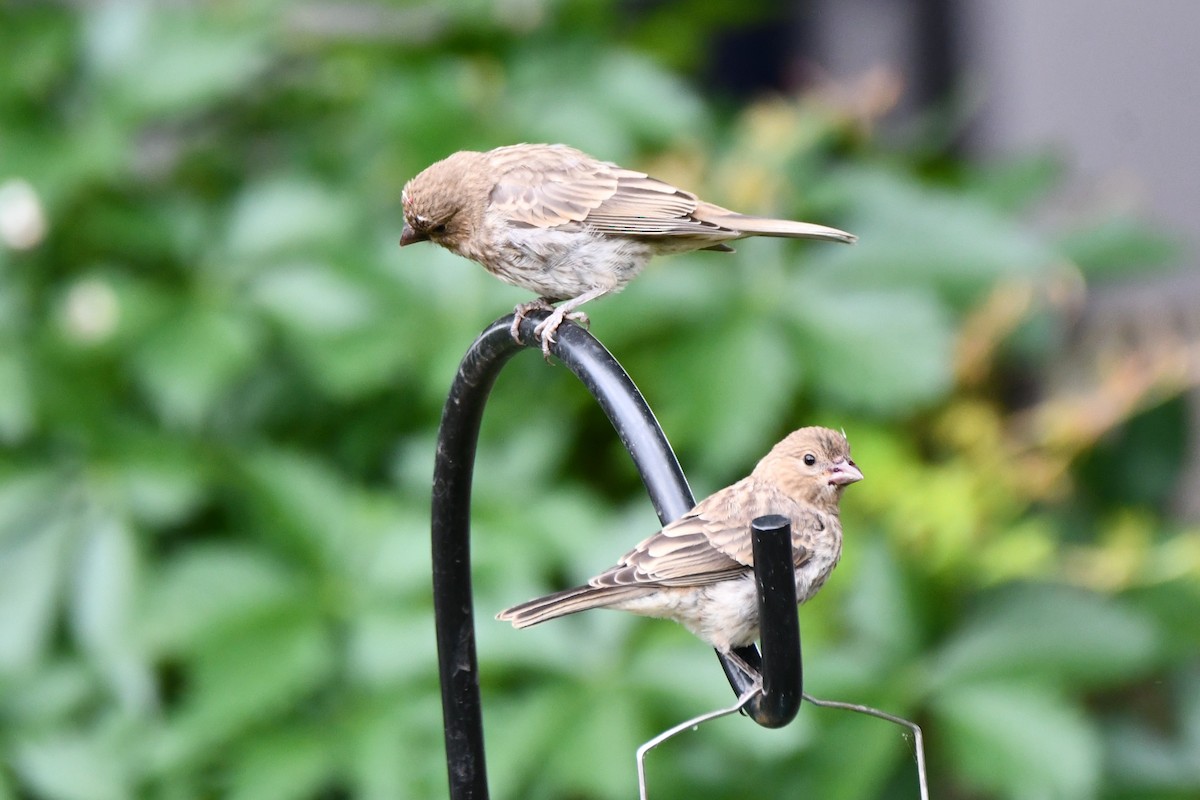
[
  {"left": 510, "top": 298, "right": 556, "bottom": 343},
  {"left": 530, "top": 308, "right": 590, "bottom": 362},
  {"left": 565, "top": 309, "right": 590, "bottom": 330},
  {"left": 532, "top": 315, "right": 562, "bottom": 362},
  {"left": 510, "top": 299, "right": 591, "bottom": 362}
]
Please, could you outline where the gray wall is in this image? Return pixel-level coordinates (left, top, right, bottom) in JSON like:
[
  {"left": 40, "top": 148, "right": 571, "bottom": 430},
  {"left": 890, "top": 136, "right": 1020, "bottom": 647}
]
[{"left": 961, "top": 0, "right": 1200, "bottom": 253}]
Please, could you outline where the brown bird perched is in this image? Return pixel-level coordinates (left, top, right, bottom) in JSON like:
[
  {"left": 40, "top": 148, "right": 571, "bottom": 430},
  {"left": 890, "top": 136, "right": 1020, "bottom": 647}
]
[
  {"left": 497, "top": 427, "right": 862, "bottom": 672},
  {"left": 400, "top": 144, "right": 856, "bottom": 357}
]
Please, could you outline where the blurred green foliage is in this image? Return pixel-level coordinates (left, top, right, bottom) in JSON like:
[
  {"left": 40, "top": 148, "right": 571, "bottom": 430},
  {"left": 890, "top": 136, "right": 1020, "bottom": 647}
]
[{"left": 2, "top": 2, "right": 1198, "bottom": 799}]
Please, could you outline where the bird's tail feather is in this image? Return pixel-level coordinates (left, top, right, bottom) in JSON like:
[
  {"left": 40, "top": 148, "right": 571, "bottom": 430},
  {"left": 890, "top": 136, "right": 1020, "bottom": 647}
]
[
  {"left": 727, "top": 214, "right": 857, "bottom": 243},
  {"left": 497, "top": 585, "right": 651, "bottom": 629},
  {"left": 696, "top": 203, "right": 856, "bottom": 244}
]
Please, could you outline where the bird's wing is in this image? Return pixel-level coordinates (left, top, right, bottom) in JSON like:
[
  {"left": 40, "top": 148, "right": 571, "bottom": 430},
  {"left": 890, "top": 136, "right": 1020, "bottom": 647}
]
[
  {"left": 589, "top": 479, "right": 816, "bottom": 589},
  {"left": 487, "top": 146, "right": 618, "bottom": 227},
  {"left": 585, "top": 169, "right": 738, "bottom": 238},
  {"left": 486, "top": 144, "right": 738, "bottom": 239}
]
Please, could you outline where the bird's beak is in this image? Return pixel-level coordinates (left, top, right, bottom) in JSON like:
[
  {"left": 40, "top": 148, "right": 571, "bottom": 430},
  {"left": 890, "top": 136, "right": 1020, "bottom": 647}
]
[
  {"left": 399, "top": 222, "right": 429, "bottom": 247},
  {"left": 827, "top": 459, "right": 864, "bottom": 486}
]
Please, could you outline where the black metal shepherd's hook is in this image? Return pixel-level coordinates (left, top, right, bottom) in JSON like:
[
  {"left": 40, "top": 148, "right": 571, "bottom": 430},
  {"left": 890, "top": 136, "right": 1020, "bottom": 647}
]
[{"left": 430, "top": 311, "right": 804, "bottom": 800}]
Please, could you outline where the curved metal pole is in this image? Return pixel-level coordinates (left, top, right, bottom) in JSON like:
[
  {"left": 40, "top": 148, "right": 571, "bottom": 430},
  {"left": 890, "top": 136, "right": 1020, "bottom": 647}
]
[
  {"left": 431, "top": 311, "right": 803, "bottom": 799},
  {"left": 429, "top": 320, "right": 520, "bottom": 800}
]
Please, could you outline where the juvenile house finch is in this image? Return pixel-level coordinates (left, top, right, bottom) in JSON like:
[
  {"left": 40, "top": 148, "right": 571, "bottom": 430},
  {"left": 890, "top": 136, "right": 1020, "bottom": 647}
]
[
  {"left": 400, "top": 144, "right": 856, "bottom": 357},
  {"left": 497, "top": 427, "right": 862, "bottom": 671}
]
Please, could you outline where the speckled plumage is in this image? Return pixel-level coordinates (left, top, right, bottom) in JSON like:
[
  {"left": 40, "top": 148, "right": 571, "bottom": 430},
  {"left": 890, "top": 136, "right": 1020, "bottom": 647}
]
[
  {"left": 400, "top": 144, "right": 856, "bottom": 356},
  {"left": 497, "top": 427, "right": 862, "bottom": 653}
]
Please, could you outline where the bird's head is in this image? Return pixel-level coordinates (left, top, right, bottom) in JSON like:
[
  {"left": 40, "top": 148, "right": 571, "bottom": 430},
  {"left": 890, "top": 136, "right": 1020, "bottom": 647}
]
[
  {"left": 399, "top": 151, "right": 485, "bottom": 255},
  {"left": 758, "top": 426, "right": 863, "bottom": 506}
]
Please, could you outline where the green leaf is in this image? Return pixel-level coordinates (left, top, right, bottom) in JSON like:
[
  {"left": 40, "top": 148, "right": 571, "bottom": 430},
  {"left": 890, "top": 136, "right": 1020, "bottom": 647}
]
[
  {"left": 840, "top": 538, "right": 921, "bottom": 662},
  {"left": 250, "top": 262, "right": 378, "bottom": 334},
  {"left": 151, "top": 614, "right": 334, "bottom": 772},
  {"left": 961, "top": 151, "right": 1064, "bottom": 214},
  {"left": 0, "top": 659, "right": 95, "bottom": 727},
  {"left": 1105, "top": 667, "right": 1200, "bottom": 793},
  {"left": 225, "top": 180, "right": 355, "bottom": 261},
  {"left": 1057, "top": 216, "right": 1181, "bottom": 278},
  {"left": 70, "top": 509, "right": 137, "bottom": 657},
  {"left": 236, "top": 447, "right": 369, "bottom": 570},
  {"left": 69, "top": 506, "right": 154, "bottom": 712},
  {"left": 131, "top": 307, "right": 260, "bottom": 429},
  {"left": 0, "top": 473, "right": 73, "bottom": 673},
  {"left": 0, "top": 349, "right": 34, "bottom": 443},
  {"left": 1124, "top": 581, "right": 1200, "bottom": 662},
  {"left": 930, "top": 584, "right": 1160, "bottom": 689},
  {"left": 486, "top": 679, "right": 642, "bottom": 800},
  {"left": 346, "top": 609, "right": 433, "bottom": 686},
  {"left": 815, "top": 166, "right": 1058, "bottom": 306},
  {"left": 110, "top": 442, "right": 208, "bottom": 528},
  {"left": 277, "top": 320, "right": 416, "bottom": 399},
  {"left": 508, "top": 49, "right": 707, "bottom": 155},
  {"left": 633, "top": 313, "right": 800, "bottom": 473},
  {"left": 774, "top": 693, "right": 921, "bottom": 800},
  {"left": 345, "top": 691, "right": 445, "bottom": 800},
  {"left": 790, "top": 281, "right": 955, "bottom": 415},
  {"left": 85, "top": 3, "right": 268, "bottom": 117},
  {"left": 935, "top": 682, "right": 1101, "bottom": 799},
  {"left": 227, "top": 726, "right": 336, "bottom": 800},
  {"left": 140, "top": 545, "right": 303, "bottom": 655},
  {"left": 13, "top": 729, "right": 129, "bottom": 800},
  {"left": 594, "top": 50, "right": 709, "bottom": 144}
]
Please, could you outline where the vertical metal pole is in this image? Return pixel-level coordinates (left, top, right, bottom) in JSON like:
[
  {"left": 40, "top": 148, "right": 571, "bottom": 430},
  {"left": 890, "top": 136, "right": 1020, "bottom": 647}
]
[
  {"left": 431, "top": 322, "right": 525, "bottom": 800},
  {"left": 745, "top": 514, "right": 803, "bottom": 727}
]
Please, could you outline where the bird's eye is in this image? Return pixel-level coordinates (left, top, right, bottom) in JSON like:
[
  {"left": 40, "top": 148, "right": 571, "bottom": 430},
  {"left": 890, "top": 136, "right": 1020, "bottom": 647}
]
[
  {"left": 803, "top": 453, "right": 816, "bottom": 466},
  {"left": 431, "top": 223, "right": 448, "bottom": 235}
]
